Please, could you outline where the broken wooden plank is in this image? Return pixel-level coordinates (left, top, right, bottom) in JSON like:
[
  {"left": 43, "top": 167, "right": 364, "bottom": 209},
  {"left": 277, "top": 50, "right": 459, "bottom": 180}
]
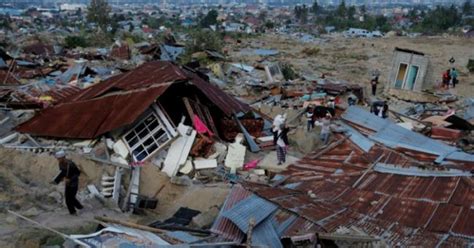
[
  {"left": 352, "top": 154, "right": 385, "bottom": 188},
  {"left": 8, "top": 210, "right": 90, "bottom": 247},
  {"left": 162, "top": 123, "right": 197, "bottom": 177}
]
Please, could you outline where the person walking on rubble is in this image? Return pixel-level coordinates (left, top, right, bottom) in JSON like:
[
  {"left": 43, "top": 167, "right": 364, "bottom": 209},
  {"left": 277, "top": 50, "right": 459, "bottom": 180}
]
[
  {"left": 371, "top": 71, "right": 380, "bottom": 96},
  {"left": 450, "top": 68, "right": 458, "bottom": 88},
  {"left": 51, "top": 150, "right": 83, "bottom": 216},
  {"left": 442, "top": 69, "right": 451, "bottom": 89},
  {"left": 316, "top": 113, "right": 332, "bottom": 145},
  {"left": 274, "top": 123, "right": 289, "bottom": 165},
  {"left": 306, "top": 107, "right": 315, "bottom": 132}
]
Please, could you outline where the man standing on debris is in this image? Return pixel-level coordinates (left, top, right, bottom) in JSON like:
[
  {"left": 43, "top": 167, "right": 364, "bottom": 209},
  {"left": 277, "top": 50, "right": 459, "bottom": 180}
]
[
  {"left": 306, "top": 107, "right": 315, "bottom": 131},
  {"left": 274, "top": 123, "right": 289, "bottom": 165},
  {"left": 450, "top": 68, "right": 458, "bottom": 88},
  {"left": 371, "top": 70, "right": 380, "bottom": 96},
  {"left": 316, "top": 113, "right": 332, "bottom": 145},
  {"left": 52, "top": 150, "right": 83, "bottom": 215}
]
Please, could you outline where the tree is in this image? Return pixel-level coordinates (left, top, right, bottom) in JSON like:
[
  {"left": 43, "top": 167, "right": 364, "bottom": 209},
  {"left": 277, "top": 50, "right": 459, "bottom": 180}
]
[
  {"left": 185, "top": 29, "right": 222, "bottom": 55},
  {"left": 64, "top": 36, "right": 88, "bottom": 48},
  {"left": 463, "top": 0, "right": 472, "bottom": 15},
  {"left": 258, "top": 11, "right": 267, "bottom": 21},
  {"left": 87, "top": 0, "right": 111, "bottom": 30},
  {"left": 347, "top": 6, "right": 356, "bottom": 21},
  {"left": 200, "top": 9, "right": 218, "bottom": 28},
  {"left": 311, "top": 1, "right": 321, "bottom": 15},
  {"left": 294, "top": 5, "right": 309, "bottom": 24},
  {"left": 418, "top": 5, "right": 461, "bottom": 33},
  {"left": 336, "top": 0, "right": 347, "bottom": 18},
  {"left": 360, "top": 5, "right": 366, "bottom": 15}
]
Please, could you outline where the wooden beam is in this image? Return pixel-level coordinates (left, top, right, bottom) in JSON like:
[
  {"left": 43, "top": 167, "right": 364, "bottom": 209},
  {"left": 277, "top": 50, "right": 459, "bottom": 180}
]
[
  {"left": 352, "top": 154, "right": 385, "bottom": 188},
  {"left": 309, "top": 135, "right": 350, "bottom": 159},
  {"left": 8, "top": 210, "right": 90, "bottom": 247},
  {"left": 95, "top": 216, "right": 165, "bottom": 233}
]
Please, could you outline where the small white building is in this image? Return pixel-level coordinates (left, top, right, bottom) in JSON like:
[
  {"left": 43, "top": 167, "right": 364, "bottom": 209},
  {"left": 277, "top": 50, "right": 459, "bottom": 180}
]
[
  {"left": 59, "top": 4, "right": 87, "bottom": 12},
  {"left": 344, "top": 28, "right": 383, "bottom": 38}
]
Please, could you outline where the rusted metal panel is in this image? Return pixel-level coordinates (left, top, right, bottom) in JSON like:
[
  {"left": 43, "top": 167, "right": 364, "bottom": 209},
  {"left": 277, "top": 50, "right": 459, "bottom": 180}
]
[
  {"left": 16, "top": 87, "right": 168, "bottom": 138},
  {"left": 211, "top": 184, "right": 252, "bottom": 243},
  {"left": 72, "top": 61, "right": 187, "bottom": 102},
  {"left": 451, "top": 207, "right": 474, "bottom": 237},
  {"left": 427, "top": 204, "right": 462, "bottom": 233},
  {"left": 189, "top": 72, "right": 251, "bottom": 116},
  {"left": 377, "top": 198, "right": 437, "bottom": 228},
  {"left": 450, "top": 178, "right": 474, "bottom": 207},
  {"left": 423, "top": 177, "right": 460, "bottom": 202}
]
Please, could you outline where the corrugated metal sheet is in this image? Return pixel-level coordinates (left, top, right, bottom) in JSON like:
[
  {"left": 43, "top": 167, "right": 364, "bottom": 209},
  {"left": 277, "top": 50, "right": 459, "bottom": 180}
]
[
  {"left": 72, "top": 61, "right": 187, "bottom": 102},
  {"left": 16, "top": 86, "right": 167, "bottom": 138},
  {"left": 211, "top": 184, "right": 252, "bottom": 243},
  {"left": 343, "top": 106, "right": 474, "bottom": 163},
  {"left": 221, "top": 195, "right": 278, "bottom": 233},
  {"left": 188, "top": 72, "right": 251, "bottom": 116},
  {"left": 226, "top": 120, "right": 474, "bottom": 247},
  {"left": 17, "top": 61, "right": 253, "bottom": 138},
  {"left": 252, "top": 216, "right": 283, "bottom": 248}
]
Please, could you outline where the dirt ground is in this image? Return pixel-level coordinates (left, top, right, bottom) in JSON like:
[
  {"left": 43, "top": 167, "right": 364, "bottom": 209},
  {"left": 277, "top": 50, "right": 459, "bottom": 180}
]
[
  {"left": 0, "top": 149, "right": 231, "bottom": 247},
  {"left": 229, "top": 34, "right": 474, "bottom": 99}
]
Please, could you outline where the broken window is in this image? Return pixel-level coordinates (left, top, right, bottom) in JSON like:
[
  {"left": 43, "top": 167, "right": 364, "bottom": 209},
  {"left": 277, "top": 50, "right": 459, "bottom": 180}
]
[{"left": 123, "top": 109, "right": 173, "bottom": 161}]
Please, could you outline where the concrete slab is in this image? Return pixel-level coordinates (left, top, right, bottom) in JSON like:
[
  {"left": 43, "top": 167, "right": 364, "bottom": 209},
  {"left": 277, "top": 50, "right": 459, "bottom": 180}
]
[{"left": 258, "top": 151, "right": 299, "bottom": 172}]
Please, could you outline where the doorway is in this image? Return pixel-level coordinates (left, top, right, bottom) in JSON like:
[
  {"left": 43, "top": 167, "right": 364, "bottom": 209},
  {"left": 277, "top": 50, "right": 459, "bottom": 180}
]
[{"left": 395, "top": 63, "right": 408, "bottom": 89}]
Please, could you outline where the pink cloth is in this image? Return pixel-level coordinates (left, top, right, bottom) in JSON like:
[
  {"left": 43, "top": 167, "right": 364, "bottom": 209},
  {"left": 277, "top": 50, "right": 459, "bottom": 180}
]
[
  {"left": 193, "top": 114, "right": 214, "bottom": 137},
  {"left": 244, "top": 159, "right": 261, "bottom": 171}
]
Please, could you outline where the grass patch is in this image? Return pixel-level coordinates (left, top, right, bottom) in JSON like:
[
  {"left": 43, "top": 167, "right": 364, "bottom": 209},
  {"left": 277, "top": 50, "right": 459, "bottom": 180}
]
[{"left": 301, "top": 47, "right": 320, "bottom": 57}]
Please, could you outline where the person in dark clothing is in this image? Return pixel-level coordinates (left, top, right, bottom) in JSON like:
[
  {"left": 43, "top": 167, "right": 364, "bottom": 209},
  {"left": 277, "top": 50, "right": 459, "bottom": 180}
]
[
  {"left": 450, "top": 68, "right": 458, "bottom": 88},
  {"left": 382, "top": 101, "right": 389, "bottom": 119},
  {"left": 52, "top": 150, "right": 83, "bottom": 215},
  {"left": 371, "top": 78, "right": 378, "bottom": 96},
  {"left": 274, "top": 123, "right": 290, "bottom": 165}
]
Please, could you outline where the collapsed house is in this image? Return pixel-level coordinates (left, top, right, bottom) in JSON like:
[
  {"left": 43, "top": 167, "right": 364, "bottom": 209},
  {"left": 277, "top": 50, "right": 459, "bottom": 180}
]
[
  {"left": 16, "top": 61, "right": 255, "bottom": 158},
  {"left": 13, "top": 60, "right": 264, "bottom": 210},
  {"left": 212, "top": 106, "right": 474, "bottom": 247}
]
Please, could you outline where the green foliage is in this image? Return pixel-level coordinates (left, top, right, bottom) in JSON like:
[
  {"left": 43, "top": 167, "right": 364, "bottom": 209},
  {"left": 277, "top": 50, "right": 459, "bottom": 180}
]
[
  {"left": 281, "top": 63, "right": 298, "bottom": 81},
  {"left": 87, "top": 0, "right": 111, "bottom": 29},
  {"left": 64, "top": 35, "right": 88, "bottom": 48},
  {"left": 122, "top": 32, "right": 144, "bottom": 44},
  {"left": 467, "top": 59, "right": 474, "bottom": 73},
  {"left": 182, "top": 29, "right": 222, "bottom": 64},
  {"left": 86, "top": 31, "right": 113, "bottom": 47},
  {"left": 414, "top": 5, "right": 461, "bottom": 33},
  {"left": 265, "top": 21, "right": 275, "bottom": 29},
  {"left": 301, "top": 47, "right": 320, "bottom": 56},
  {"left": 336, "top": 0, "right": 347, "bottom": 18},
  {"left": 311, "top": 1, "right": 321, "bottom": 15},
  {"left": 294, "top": 5, "right": 309, "bottom": 24},
  {"left": 200, "top": 9, "right": 218, "bottom": 28},
  {"left": 143, "top": 16, "right": 165, "bottom": 29},
  {"left": 463, "top": 0, "right": 472, "bottom": 15}
]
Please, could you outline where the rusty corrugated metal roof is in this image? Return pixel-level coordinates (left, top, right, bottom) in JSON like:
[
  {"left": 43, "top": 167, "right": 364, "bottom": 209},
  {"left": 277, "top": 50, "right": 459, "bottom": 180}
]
[
  {"left": 16, "top": 61, "right": 252, "bottom": 139},
  {"left": 71, "top": 61, "right": 187, "bottom": 102},
  {"left": 223, "top": 120, "right": 474, "bottom": 246},
  {"left": 16, "top": 86, "right": 168, "bottom": 138}
]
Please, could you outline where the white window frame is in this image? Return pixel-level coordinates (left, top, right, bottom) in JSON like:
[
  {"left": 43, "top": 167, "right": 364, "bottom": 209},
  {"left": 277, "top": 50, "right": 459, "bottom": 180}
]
[{"left": 122, "top": 105, "right": 175, "bottom": 162}]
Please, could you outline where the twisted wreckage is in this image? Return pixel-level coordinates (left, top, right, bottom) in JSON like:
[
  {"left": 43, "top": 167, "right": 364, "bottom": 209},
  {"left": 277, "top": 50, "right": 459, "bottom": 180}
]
[{"left": 5, "top": 60, "right": 474, "bottom": 247}]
